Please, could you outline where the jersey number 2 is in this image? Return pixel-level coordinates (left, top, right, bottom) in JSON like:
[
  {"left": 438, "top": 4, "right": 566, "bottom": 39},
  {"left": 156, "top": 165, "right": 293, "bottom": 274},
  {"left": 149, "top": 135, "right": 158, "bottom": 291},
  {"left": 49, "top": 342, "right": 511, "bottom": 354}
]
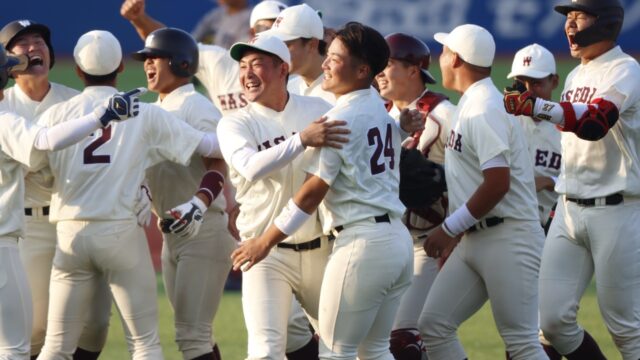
[
  {"left": 368, "top": 124, "right": 395, "bottom": 175},
  {"left": 83, "top": 126, "right": 112, "bottom": 164}
]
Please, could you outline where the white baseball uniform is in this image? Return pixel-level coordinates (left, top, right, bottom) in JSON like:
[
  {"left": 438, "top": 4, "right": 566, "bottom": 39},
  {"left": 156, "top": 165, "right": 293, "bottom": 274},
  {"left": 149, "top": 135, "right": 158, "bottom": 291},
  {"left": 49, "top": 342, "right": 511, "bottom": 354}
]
[
  {"left": 196, "top": 44, "right": 247, "bottom": 115},
  {"left": 2, "top": 82, "right": 112, "bottom": 356},
  {"left": 145, "top": 84, "right": 237, "bottom": 359},
  {"left": 196, "top": 43, "right": 315, "bottom": 354},
  {"left": 387, "top": 91, "right": 455, "bottom": 332},
  {"left": 418, "top": 78, "right": 547, "bottom": 360},
  {"left": 516, "top": 116, "right": 561, "bottom": 226},
  {"left": 302, "top": 88, "right": 413, "bottom": 359},
  {"left": 218, "top": 94, "right": 333, "bottom": 360},
  {"left": 287, "top": 75, "right": 336, "bottom": 104},
  {"left": 538, "top": 46, "right": 640, "bottom": 359},
  {"left": 36, "top": 85, "right": 206, "bottom": 360},
  {"left": 0, "top": 110, "right": 48, "bottom": 359}
]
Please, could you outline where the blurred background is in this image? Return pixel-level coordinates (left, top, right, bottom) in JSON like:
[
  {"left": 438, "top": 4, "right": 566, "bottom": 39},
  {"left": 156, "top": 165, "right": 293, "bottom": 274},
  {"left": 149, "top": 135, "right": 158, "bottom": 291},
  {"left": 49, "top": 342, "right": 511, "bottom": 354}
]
[{"left": 2, "top": 0, "right": 639, "bottom": 56}]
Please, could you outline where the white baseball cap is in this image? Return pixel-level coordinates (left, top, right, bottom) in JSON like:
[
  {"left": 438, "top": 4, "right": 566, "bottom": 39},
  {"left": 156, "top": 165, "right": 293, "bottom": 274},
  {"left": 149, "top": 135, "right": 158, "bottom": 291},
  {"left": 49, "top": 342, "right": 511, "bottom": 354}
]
[
  {"left": 507, "top": 43, "right": 556, "bottom": 79},
  {"left": 434, "top": 24, "right": 495, "bottom": 68},
  {"left": 264, "top": 4, "right": 324, "bottom": 41},
  {"left": 250, "top": 1, "right": 288, "bottom": 28},
  {"left": 74, "top": 30, "right": 122, "bottom": 76},
  {"left": 230, "top": 32, "right": 291, "bottom": 67}
]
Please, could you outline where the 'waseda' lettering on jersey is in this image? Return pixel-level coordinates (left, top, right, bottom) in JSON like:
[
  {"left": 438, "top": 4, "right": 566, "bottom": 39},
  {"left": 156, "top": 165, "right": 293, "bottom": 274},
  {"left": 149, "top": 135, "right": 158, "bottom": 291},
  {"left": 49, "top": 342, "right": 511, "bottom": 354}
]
[
  {"left": 535, "top": 150, "right": 561, "bottom": 170},
  {"left": 257, "top": 133, "right": 296, "bottom": 151},
  {"left": 217, "top": 93, "right": 248, "bottom": 111},
  {"left": 561, "top": 87, "right": 597, "bottom": 104},
  {"left": 446, "top": 130, "right": 462, "bottom": 153}
]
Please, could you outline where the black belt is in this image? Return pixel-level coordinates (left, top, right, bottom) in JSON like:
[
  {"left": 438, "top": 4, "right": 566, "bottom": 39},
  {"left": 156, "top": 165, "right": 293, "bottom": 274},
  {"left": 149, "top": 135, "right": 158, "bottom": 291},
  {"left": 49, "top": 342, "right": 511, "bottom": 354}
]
[
  {"left": 277, "top": 234, "right": 335, "bottom": 252},
  {"left": 25, "top": 206, "right": 50, "bottom": 216},
  {"left": 333, "top": 214, "right": 390, "bottom": 234},
  {"left": 566, "top": 193, "right": 623, "bottom": 207},
  {"left": 467, "top": 217, "right": 504, "bottom": 233}
]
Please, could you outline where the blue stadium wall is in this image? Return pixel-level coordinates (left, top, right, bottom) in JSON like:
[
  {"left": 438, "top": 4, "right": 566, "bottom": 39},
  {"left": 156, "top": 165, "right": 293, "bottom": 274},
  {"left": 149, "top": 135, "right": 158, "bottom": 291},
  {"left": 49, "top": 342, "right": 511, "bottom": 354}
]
[{"left": 2, "top": 0, "right": 639, "bottom": 56}]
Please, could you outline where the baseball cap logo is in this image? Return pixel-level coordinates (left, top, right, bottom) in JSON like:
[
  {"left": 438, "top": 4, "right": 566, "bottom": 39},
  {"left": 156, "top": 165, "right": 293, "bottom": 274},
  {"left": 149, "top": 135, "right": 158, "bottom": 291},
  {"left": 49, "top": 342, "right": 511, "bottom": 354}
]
[
  {"left": 18, "top": 20, "right": 32, "bottom": 27},
  {"left": 273, "top": 16, "right": 284, "bottom": 28},
  {"left": 523, "top": 56, "right": 532, "bottom": 67}
]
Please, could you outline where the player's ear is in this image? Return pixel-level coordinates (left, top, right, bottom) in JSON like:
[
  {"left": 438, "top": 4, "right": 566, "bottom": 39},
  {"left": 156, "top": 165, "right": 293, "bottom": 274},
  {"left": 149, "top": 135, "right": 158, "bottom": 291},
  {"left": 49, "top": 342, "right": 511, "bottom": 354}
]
[
  {"left": 551, "top": 74, "right": 559, "bottom": 90},
  {"left": 451, "top": 52, "right": 464, "bottom": 68},
  {"left": 117, "top": 61, "right": 125, "bottom": 74},
  {"left": 75, "top": 65, "right": 85, "bottom": 81}
]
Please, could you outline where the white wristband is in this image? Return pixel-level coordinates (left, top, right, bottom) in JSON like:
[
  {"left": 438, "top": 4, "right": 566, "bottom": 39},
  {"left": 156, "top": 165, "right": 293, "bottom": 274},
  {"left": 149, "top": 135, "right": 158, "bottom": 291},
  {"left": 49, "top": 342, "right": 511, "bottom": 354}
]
[
  {"left": 274, "top": 199, "right": 311, "bottom": 236},
  {"left": 443, "top": 203, "right": 478, "bottom": 237}
]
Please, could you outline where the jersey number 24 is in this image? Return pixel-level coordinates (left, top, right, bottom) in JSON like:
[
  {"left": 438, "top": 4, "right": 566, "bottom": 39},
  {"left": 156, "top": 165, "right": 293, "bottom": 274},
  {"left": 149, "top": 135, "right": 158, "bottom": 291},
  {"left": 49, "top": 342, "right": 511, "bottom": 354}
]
[{"left": 368, "top": 123, "right": 395, "bottom": 175}]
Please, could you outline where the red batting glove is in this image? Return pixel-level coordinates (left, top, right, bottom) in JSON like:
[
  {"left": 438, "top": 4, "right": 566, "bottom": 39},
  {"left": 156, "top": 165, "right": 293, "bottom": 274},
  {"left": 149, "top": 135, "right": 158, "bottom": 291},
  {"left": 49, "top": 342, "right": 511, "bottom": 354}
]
[{"left": 503, "top": 80, "right": 536, "bottom": 117}]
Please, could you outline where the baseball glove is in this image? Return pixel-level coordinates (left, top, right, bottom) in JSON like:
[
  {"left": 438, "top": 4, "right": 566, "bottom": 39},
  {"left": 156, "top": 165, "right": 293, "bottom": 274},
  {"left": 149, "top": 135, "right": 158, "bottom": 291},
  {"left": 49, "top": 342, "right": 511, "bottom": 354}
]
[{"left": 399, "top": 147, "right": 446, "bottom": 209}]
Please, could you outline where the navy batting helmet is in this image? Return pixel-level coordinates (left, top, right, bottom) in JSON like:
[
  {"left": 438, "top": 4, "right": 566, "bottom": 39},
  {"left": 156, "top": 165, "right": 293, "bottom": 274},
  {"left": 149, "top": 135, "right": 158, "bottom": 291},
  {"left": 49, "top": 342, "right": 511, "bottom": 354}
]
[
  {"left": 385, "top": 33, "right": 436, "bottom": 84},
  {"left": 0, "top": 20, "right": 55, "bottom": 69},
  {"left": 555, "top": 0, "right": 624, "bottom": 47},
  {"left": 132, "top": 27, "right": 198, "bottom": 78}
]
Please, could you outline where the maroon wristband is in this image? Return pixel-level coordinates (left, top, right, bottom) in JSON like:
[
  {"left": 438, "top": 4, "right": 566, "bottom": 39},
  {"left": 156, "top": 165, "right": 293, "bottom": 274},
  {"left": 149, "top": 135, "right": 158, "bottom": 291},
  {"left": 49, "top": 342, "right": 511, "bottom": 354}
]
[{"left": 196, "top": 170, "right": 224, "bottom": 205}]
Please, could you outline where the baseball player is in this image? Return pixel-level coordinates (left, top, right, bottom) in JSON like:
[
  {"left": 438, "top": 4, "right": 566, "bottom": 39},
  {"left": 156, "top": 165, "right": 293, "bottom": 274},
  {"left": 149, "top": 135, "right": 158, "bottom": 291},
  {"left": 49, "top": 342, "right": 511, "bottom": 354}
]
[
  {"left": 375, "top": 32, "right": 455, "bottom": 360},
  {"left": 121, "top": 0, "right": 287, "bottom": 115},
  {"left": 120, "top": 2, "right": 331, "bottom": 357},
  {"left": 420, "top": 24, "right": 547, "bottom": 360},
  {"left": 0, "top": 19, "right": 122, "bottom": 360},
  {"left": 506, "top": 44, "right": 561, "bottom": 229},
  {"left": 217, "top": 32, "right": 350, "bottom": 360},
  {"left": 503, "top": 1, "right": 640, "bottom": 358},
  {"left": 265, "top": 3, "right": 336, "bottom": 104},
  {"left": 130, "top": 27, "right": 237, "bottom": 360},
  {"left": 231, "top": 22, "right": 415, "bottom": 360},
  {"left": 35, "top": 30, "right": 223, "bottom": 360},
  {"left": 191, "top": 0, "right": 251, "bottom": 48},
  {"left": 0, "top": 43, "right": 144, "bottom": 360}
]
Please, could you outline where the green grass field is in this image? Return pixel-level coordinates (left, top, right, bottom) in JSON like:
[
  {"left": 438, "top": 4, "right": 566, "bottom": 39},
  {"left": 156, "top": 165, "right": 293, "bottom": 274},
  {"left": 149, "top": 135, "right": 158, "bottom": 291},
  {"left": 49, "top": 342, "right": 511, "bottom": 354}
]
[{"left": 41, "top": 57, "right": 617, "bottom": 359}]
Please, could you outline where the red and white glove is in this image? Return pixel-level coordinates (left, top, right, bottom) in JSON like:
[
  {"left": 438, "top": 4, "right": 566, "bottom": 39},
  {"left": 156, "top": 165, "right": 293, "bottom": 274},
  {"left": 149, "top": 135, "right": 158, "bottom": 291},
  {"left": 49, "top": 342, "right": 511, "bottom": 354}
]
[
  {"left": 164, "top": 196, "right": 207, "bottom": 239},
  {"left": 503, "top": 80, "right": 536, "bottom": 117}
]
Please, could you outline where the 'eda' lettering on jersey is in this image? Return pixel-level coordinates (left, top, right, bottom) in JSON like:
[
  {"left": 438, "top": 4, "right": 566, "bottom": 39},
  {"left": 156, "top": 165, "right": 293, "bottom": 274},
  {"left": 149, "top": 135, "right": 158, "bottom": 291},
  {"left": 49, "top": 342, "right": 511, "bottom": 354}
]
[
  {"left": 561, "top": 86, "right": 597, "bottom": 104},
  {"left": 257, "top": 132, "right": 298, "bottom": 151},
  {"left": 535, "top": 149, "right": 561, "bottom": 170},
  {"left": 217, "top": 92, "right": 248, "bottom": 111},
  {"left": 446, "top": 129, "right": 462, "bottom": 153}
]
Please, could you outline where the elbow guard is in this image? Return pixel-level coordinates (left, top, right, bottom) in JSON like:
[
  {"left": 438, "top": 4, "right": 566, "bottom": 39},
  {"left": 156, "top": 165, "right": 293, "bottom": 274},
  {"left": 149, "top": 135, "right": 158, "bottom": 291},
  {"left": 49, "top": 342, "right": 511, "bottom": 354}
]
[{"left": 560, "top": 98, "right": 619, "bottom": 141}]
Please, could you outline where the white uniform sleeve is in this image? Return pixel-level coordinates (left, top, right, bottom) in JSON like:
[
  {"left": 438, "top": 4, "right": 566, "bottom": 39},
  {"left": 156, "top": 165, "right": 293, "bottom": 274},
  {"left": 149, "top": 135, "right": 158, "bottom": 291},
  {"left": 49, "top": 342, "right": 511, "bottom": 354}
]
[
  {"left": 143, "top": 105, "right": 205, "bottom": 167},
  {"left": 0, "top": 111, "right": 47, "bottom": 170},
  {"left": 467, "top": 108, "right": 510, "bottom": 166},
  {"left": 34, "top": 113, "right": 101, "bottom": 151},
  {"left": 599, "top": 61, "right": 640, "bottom": 114},
  {"left": 302, "top": 145, "right": 342, "bottom": 186}
]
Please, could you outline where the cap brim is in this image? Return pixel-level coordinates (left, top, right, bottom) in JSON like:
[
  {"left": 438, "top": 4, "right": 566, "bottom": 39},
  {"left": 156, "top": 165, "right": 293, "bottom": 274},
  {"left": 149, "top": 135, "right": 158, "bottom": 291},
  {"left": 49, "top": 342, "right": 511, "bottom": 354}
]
[
  {"left": 433, "top": 32, "right": 449, "bottom": 46},
  {"left": 507, "top": 69, "right": 552, "bottom": 79},
  {"left": 230, "top": 43, "right": 256, "bottom": 62},
  {"left": 421, "top": 69, "right": 437, "bottom": 84},
  {"left": 0, "top": 55, "right": 20, "bottom": 69},
  {"left": 131, "top": 48, "right": 170, "bottom": 62}
]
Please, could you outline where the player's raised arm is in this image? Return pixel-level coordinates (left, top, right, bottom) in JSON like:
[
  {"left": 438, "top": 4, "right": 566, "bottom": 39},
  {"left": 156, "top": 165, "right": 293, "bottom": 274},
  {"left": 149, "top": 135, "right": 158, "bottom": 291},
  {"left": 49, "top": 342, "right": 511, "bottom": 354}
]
[
  {"left": 34, "top": 88, "right": 146, "bottom": 151},
  {"left": 120, "top": 0, "right": 165, "bottom": 40}
]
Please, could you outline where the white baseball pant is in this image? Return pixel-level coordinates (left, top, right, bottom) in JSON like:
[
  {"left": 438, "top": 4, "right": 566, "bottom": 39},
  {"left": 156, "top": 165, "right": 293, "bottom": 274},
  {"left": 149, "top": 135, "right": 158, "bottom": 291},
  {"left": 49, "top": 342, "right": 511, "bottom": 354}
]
[
  {"left": 0, "top": 237, "right": 32, "bottom": 360},
  {"left": 539, "top": 197, "right": 640, "bottom": 359},
  {"left": 242, "top": 236, "right": 332, "bottom": 359},
  {"left": 38, "top": 220, "right": 162, "bottom": 360},
  {"left": 318, "top": 218, "right": 413, "bottom": 360},
  {"left": 161, "top": 211, "right": 236, "bottom": 359},
  {"left": 419, "top": 219, "right": 547, "bottom": 360},
  {"left": 21, "top": 209, "right": 110, "bottom": 356}
]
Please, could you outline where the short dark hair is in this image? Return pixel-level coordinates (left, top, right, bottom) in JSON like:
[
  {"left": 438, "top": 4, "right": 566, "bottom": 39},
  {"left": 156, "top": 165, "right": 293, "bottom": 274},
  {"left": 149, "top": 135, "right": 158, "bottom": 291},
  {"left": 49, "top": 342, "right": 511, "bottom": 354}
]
[
  {"left": 82, "top": 68, "right": 118, "bottom": 85},
  {"left": 299, "top": 37, "right": 327, "bottom": 56},
  {"left": 335, "top": 22, "right": 389, "bottom": 80}
]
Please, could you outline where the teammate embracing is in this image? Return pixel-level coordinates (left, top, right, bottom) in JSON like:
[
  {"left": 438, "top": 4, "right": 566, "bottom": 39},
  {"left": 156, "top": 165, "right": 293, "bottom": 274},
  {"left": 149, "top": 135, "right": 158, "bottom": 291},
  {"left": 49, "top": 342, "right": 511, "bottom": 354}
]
[
  {"left": 504, "top": 0, "right": 640, "bottom": 358},
  {"left": 375, "top": 32, "right": 454, "bottom": 360},
  {"left": 420, "top": 24, "right": 547, "bottom": 360},
  {"left": 231, "top": 22, "right": 415, "bottom": 360}
]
